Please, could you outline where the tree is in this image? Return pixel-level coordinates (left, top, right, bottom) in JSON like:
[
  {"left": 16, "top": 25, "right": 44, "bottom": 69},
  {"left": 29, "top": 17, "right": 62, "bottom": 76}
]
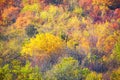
[
  {"left": 45, "top": 57, "right": 90, "bottom": 80},
  {"left": 21, "top": 33, "right": 65, "bottom": 56},
  {"left": 107, "top": 0, "right": 120, "bottom": 10},
  {"left": 110, "top": 68, "right": 120, "bottom": 80},
  {"left": 86, "top": 72, "right": 102, "bottom": 80},
  {"left": 25, "top": 24, "right": 38, "bottom": 38},
  {"left": 13, "top": 12, "right": 35, "bottom": 28},
  {"left": 44, "top": 0, "right": 63, "bottom": 5},
  {"left": 21, "top": 33, "right": 66, "bottom": 71},
  {"left": 111, "top": 36, "right": 120, "bottom": 62},
  {"left": 2, "top": 6, "right": 20, "bottom": 26},
  {"left": 0, "top": 0, "right": 21, "bottom": 26},
  {"left": 0, "top": 60, "right": 43, "bottom": 80},
  {"left": 92, "top": 0, "right": 120, "bottom": 10},
  {"left": 21, "top": 3, "right": 41, "bottom": 13}
]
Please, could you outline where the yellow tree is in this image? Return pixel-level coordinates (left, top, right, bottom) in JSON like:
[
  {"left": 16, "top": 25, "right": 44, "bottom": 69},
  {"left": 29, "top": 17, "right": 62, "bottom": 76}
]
[
  {"left": 21, "top": 33, "right": 66, "bottom": 71},
  {"left": 21, "top": 33, "right": 65, "bottom": 56}
]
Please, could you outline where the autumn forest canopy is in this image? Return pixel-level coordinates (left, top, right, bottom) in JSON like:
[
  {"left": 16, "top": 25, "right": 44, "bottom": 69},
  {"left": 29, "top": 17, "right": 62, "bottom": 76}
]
[{"left": 0, "top": 0, "right": 120, "bottom": 80}]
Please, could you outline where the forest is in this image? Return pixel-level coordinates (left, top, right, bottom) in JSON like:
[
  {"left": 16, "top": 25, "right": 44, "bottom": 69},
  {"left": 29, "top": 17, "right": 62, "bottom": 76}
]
[{"left": 0, "top": 0, "right": 120, "bottom": 80}]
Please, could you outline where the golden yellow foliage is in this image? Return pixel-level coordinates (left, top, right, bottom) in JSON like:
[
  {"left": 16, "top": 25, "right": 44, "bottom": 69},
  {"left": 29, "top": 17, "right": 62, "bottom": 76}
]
[
  {"left": 21, "top": 33, "right": 65, "bottom": 56},
  {"left": 67, "top": 39, "right": 79, "bottom": 50},
  {"left": 67, "top": 16, "right": 80, "bottom": 28},
  {"left": 86, "top": 72, "right": 102, "bottom": 80}
]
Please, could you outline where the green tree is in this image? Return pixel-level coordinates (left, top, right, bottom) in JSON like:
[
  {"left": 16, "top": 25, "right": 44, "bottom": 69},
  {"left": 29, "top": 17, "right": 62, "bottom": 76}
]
[
  {"left": 86, "top": 72, "right": 102, "bottom": 80},
  {"left": 111, "top": 37, "right": 120, "bottom": 62},
  {"left": 46, "top": 57, "right": 90, "bottom": 80},
  {"left": 0, "top": 60, "right": 43, "bottom": 80}
]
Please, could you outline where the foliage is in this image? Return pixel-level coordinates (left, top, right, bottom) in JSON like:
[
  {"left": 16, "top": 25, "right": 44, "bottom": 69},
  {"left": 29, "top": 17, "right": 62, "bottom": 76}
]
[
  {"left": 25, "top": 24, "right": 38, "bottom": 37},
  {"left": 13, "top": 12, "right": 35, "bottom": 28},
  {"left": 86, "top": 72, "right": 102, "bottom": 80},
  {"left": 67, "top": 39, "right": 79, "bottom": 50},
  {"left": 92, "top": 0, "right": 120, "bottom": 10},
  {"left": 92, "top": 0, "right": 111, "bottom": 5},
  {"left": 21, "top": 3, "right": 41, "bottom": 13},
  {"left": 73, "top": 7, "right": 83, "bottom": 14},
  {"left": 110, "top": 68, "right": 120, "bottom": 80},
  {"left": 111, "top": 37, "right": 120, "bottom": 62},
  {"left": 0, "top": 0, "right": 120, "bottom": 80},
  {"left": 21, "top": 33, "right": 65, "bottom": 56},
  {"left": 2, "top": 6, "right": 20, "bottom": 25},
  {"left": 0, "top": 61, "right": 43, "bottom": 80},
  {"left": 44, "top": 0, "right": 63, "bottom": 5},
  {"left": 0, "top": 41, "right": 3, "bottom": 51},
  {"left": 46, "top": 57, "right": 90, "bottom": 80}
]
